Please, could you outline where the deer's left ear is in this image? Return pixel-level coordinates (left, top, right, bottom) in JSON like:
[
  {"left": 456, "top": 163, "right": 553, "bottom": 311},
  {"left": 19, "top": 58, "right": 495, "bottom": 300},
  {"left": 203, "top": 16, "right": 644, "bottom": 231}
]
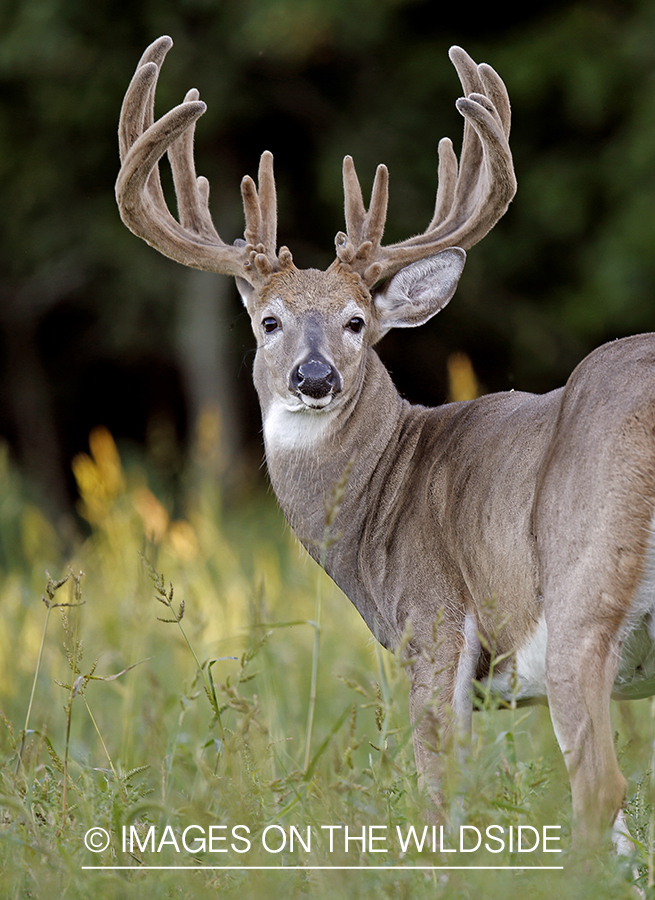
[
  {"left": 373, "top": 248, "right": 466, "bottom": 334},
  {"left": 235, "top": 275, "right": 255, "bottom": 309}
]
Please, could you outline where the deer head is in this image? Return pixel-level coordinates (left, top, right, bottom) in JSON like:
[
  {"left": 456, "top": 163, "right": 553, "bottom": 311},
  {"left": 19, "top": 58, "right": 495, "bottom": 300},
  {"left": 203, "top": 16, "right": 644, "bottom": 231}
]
[{"left": 116, "top": 36, "right": 515, "bottom": 423}]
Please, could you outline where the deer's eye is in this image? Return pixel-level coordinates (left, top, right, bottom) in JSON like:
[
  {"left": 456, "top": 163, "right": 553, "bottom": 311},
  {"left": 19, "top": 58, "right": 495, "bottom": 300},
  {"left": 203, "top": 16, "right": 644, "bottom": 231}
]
[
  {"left": 262, "top": 316, "right": 280, "bottom": 334},
  {"left": 346, "top": 316, "right": 365, "bottom": 334}
]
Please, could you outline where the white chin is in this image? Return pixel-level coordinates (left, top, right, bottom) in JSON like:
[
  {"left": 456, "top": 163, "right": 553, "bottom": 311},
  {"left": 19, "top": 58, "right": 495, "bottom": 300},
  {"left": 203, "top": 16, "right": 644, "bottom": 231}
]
[{"left": 299, "top": 393, "right": 333, "bottom": 410}]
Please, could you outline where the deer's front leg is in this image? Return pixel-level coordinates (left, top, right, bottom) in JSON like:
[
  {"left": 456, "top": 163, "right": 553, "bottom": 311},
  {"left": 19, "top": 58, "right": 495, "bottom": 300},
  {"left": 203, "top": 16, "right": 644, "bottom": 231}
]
[
  {"left": 408, "top": 615, "right": 479, "bottom": 815},
  {"left": 409, "top": 660, "right": 446, "bottom": 812}
]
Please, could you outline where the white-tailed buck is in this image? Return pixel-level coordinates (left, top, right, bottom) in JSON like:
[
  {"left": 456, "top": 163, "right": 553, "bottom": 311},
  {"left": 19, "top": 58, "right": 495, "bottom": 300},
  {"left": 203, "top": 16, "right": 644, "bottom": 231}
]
[{"left": 117, "top": 36, "right": 655, "bottom": 850}]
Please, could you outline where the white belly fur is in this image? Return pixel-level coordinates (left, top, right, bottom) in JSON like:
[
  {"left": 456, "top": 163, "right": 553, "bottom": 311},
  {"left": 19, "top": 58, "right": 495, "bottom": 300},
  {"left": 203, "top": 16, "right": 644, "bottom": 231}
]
[
  {"left": 489, "top": 615, "right": 548, "bottom": 702},
  {"left": 489, "top": 518, "right": 655, "bottom": 704}
]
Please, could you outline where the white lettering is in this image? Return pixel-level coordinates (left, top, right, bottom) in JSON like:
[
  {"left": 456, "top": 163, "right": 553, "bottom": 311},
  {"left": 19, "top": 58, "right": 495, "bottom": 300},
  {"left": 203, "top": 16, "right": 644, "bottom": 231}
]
[
  {"left": 207, "top": 826, "right": 228, "bottom": 853},
  {"left": 289, "top": 826, "right": 311, "bottom": 852},
  {"left": 182, "top": 825, "right": 206, "bottom": 853},
  {"left": 232, "top": 825, "right": 251, "bottom": 853},
  {"left": 439, "top": 825, "right": 456, "bottom": 853},
  {"left": 129, "top": 824, "right": 155, "bottom": 853},
  {"left": 484, "top": 825, "right": 505, "bottom": 853},
  {"left": 518, "top": 825, "right": 539, "bottom": 852},
  {"left": 396, "top": 825, "right": 430, "bottom": 853},
  {"left": 460, "top": 826, "right": 481, "bottom": 852},
  {"left": 543, "top": 825, "right": 562, "bottom": 852},
  {"left": 369, "top": 826, "right": 388, "bottom": 852},
  {"left": 321, "top": 825, "right": 341, "bottom": 852},
  {"left": 262, "top": 824, "right": 286, "bottom": 853},
  {"left": 157, "top": 824, "right": 180, "bottom": 852},
  {"left": 344, "top": 826, "right": 366, "bottom": 852}
]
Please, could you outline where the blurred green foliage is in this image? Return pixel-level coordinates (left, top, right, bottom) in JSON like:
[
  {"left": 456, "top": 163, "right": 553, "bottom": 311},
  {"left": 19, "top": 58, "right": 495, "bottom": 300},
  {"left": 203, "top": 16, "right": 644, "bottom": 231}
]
[{"left": 0, "top": 427, "right": 651, "bottom": 898}]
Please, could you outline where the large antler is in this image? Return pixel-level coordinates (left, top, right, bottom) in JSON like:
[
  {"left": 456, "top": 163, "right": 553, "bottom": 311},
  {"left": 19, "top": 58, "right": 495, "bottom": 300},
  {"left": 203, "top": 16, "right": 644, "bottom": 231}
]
[
  {"left": 117, "top": 39, "right": 514, "bottom": 291},
  {"left": 334, "top": 46, "right": 517, "bottom": 287},
  {"left": 116, "top": 36, "right": 288, "bottom": 286}
]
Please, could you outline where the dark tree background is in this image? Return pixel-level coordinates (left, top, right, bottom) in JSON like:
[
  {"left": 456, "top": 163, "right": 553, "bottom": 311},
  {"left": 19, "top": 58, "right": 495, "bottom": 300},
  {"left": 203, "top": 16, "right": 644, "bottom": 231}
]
[{"left": 2, "top": 0, "right": 655, "bottom": 526}]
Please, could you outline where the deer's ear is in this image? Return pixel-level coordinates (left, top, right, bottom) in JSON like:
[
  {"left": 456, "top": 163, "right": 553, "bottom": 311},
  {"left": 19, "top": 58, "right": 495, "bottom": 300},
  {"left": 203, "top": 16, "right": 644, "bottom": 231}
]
[
  {"left": 373, "top": 248, "right": 466, "bottom": 334},
  {"left": 232, "top": 239, "right": 257, "bottom": 309},
  {"left": 235, "top": 276, "right": 255, "bottom": 309}
]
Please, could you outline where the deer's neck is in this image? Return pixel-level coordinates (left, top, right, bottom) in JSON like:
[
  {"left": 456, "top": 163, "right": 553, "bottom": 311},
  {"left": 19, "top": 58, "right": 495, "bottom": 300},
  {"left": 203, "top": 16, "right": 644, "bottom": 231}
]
[
  {"left": 260, "top": 350, "right": 404, "bottom": 527},
  {"left": 257, "top": 349, "right": 444, "bottom": 645}
]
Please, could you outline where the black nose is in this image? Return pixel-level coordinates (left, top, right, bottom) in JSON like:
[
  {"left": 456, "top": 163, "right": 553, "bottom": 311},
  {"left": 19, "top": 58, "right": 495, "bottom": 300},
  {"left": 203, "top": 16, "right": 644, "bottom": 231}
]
[{"left": 290, "top": 358, "right": 339, "bottom": 399}]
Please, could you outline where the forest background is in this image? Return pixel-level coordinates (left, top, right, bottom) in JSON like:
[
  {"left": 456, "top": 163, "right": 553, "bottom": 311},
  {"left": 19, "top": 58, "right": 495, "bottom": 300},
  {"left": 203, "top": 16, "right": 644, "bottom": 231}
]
[{"left": 3, "top": 0, "right": 655, "bottom": 527}]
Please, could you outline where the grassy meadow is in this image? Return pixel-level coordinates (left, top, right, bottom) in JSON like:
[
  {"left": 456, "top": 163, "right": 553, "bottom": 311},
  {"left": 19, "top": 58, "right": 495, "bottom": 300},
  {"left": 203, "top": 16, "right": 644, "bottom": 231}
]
[{"left": 1, "top": 426, "right": 654, "bottom": 898}]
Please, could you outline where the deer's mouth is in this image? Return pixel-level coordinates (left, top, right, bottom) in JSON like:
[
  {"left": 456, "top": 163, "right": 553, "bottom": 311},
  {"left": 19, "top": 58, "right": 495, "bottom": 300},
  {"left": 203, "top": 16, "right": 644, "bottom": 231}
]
[
  {"left": 298, "top": 391, "right": 336, "bottom": 410},
  {"left": 283, "top": 381, "right": 342, "bottom": 412}
]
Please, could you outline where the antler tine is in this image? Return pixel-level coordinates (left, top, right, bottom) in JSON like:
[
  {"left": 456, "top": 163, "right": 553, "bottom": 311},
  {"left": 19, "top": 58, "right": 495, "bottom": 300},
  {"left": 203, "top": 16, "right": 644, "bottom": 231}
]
[
  {"left": 257, "top": 150, "right": 278, "bottom": 255},
  {"left": 116, "top": 36, "right": 280, "bottom": 284},
  {"left": 241, "top": 151, "right": 278, "bottom": 255},
  {"left": 342, "top": 155, "right": 367, "bottom": 244},
  {"left": 448, "top": 44, "right": 484, "bottom": 97},
  {"left": 479, "top": 62, "right": 511, "bottom": 138},
  {"left": 445, "top": 46, "right": 486, "bottom": 223},
  {"left": 368, "top": 163, "right": 390, "bottom": 249},
  {"left": 118, "top": 35, "right": 172, "bottom": 162},
  {"left": 336, "top": 157, "right": 389, "bottom": 268},
  {"left": 167, "top": 88, "right": 220, "bottom": 241},
  {"left": 430, "top": 137, "right": 459, "bottom": 228},
  {"left": 336, "top": 46, "right": 516, "bottom": 287}
]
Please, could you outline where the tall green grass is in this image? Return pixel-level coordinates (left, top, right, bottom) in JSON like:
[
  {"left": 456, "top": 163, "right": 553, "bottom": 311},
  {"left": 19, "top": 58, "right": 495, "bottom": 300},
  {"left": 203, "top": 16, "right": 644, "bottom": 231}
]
[{"left": 0, "top": 429, "right": 652, "bottom": 897}]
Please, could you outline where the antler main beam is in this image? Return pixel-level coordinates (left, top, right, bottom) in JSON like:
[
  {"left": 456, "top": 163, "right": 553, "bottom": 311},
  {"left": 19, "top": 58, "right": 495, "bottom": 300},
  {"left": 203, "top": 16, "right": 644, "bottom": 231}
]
[
  {"left": 335, "top": 46, "right": 517, "bottom": 286},
  {"left": 116, "top": 36, "right": 284, "bottom": 286}
]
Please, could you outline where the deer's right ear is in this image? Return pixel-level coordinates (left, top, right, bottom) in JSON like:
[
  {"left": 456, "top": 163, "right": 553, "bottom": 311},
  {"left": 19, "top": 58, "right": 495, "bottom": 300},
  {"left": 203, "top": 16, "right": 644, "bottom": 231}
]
[
  {"left": 232, "top": 239, "right": 257, "bottom": 309},
  {"left": 373, "top": 248, "right": 466, "bottom": 335}
]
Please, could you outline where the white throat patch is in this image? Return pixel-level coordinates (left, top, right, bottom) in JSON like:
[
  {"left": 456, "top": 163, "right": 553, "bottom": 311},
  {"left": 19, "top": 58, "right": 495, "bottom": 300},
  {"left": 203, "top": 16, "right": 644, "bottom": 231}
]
[{"left": 264, "top": 398, "right": 337, "bottom": 452}]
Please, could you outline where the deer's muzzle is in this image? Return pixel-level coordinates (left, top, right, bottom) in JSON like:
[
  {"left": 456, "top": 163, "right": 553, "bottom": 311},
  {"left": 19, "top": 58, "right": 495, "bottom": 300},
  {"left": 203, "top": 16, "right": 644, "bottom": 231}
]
[{"left": 290, "top": 357, "right": 341, "bottom": 401}]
